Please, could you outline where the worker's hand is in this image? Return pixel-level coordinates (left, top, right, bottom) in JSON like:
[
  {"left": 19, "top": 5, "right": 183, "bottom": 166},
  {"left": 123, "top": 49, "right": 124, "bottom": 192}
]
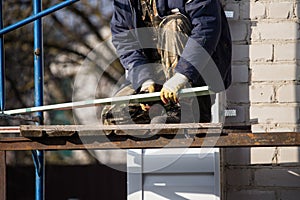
[
  {"left": 160, "top": 73, "right": 189, "bottom": 104},
  {"left": 140, "top": 79, "right": 155, "bottom": 111},
  {"left": 140, "top": 79, "right": 155, "bottom": 93}
]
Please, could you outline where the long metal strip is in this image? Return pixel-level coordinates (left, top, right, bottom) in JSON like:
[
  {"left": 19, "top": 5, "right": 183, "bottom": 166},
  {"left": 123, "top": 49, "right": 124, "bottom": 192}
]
[{"left": 3, "top": 86, "right": 211, "bottom": 115}]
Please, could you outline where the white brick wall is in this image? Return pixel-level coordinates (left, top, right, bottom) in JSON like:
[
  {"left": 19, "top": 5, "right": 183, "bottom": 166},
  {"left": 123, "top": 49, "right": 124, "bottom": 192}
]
[
  {"left": 250, "top": 1, "right": 266, "bottom": 19},
  {"left": 232, "top": 44, "right": 249, "bottom": 62},
  {"left": 224, "top": 3, "right": 240, "bottom": 21},
  {"left": 277, "top": 84, "right": 300, "bottom": 103},
  {"left": 223, "top": 0, "right": 300, "bottom": 199},
  {"left": 231, "top": 65, "right": 249, "bottom": 83},
  {"left": 249, "top": 44, "right": 273, "bottom": 62},
  {"left": 225, "top": 0, "right": 300, "bottom": 132},
  {"left": 251, "top": 147, "right": 300, "bottom": 164},
  {"left": 227, "top": 84, "right": 250, "bottom": 103},
  {"left": 229, "top": 21, "right": 250, "bottom": 42},
  {"left": 274, "top": 41, "right": 300, "bottom": 61},
  {"left": 224, "top": 147, "right": 300, "bottom": 200},
  {"left": 250, "top": 84, "right": 274, "bottom": 103},
  {"left": 249, "top": 0, "right": 299, "bottom": 133},
  {"left": 254, "top": 21, "right": 298, "bottom": 41},
  {"left": 268, "top": 2, "right": 294, "bottom": 19},
  {"left": 251, "top": 64, "right": 299, "bottom": 81},
  {"left": 250, "top": 105, "right": 299, "bottom": 125},
  {"left": 225, "top": 105, "right": 249, "bottom": 124}
]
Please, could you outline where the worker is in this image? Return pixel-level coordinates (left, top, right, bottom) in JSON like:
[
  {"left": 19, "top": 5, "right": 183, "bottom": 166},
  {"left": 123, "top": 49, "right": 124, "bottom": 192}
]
[{"left": 105, "top": 0, "right": 232, "bottom": 124}]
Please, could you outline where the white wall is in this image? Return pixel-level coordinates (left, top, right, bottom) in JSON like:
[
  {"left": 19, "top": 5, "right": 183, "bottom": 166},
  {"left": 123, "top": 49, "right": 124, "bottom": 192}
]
[{"left": 223, "top": 1, "right": 300, "bottom": 199}]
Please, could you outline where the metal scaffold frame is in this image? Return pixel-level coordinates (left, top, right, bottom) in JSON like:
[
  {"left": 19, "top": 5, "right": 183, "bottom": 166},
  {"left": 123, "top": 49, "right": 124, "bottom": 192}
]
[
  {"left": 0, "top": 1, "right": 300, "bottom": 200},
  {"left": 0, "top": 1, "right": 79, "bottom": 199}
]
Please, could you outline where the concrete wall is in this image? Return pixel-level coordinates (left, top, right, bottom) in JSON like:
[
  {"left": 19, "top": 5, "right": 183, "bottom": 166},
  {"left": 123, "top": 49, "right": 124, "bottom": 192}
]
[{"left": 223, "top": 0, "right": 300, "bottom": 199}]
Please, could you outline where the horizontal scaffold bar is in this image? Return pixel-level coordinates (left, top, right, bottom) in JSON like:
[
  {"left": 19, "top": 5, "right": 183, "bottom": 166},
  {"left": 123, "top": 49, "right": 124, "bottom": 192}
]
[
  {"left": 0, "top": 0, "right": 79, "bottom": 36},
  {"left": 0, "top": 124, "right": 299, "bottom": 150},
  {"left": 3, "top": 86, "right": 211, "bottom": 115}
]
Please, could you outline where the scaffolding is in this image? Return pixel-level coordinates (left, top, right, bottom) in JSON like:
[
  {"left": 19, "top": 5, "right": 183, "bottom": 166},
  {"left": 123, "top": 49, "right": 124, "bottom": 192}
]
[
  {"left": 0, "top": 1, "right": 79, "bottom": 200},
  {"left": 0, "top": 1, "right": 300, "bottom": 200}
]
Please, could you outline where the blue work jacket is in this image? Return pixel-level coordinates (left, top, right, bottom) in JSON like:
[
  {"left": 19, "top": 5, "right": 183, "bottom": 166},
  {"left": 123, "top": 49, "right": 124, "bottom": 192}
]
[{"left": 111, "top": 0, "right": 232, "bottom": 92}]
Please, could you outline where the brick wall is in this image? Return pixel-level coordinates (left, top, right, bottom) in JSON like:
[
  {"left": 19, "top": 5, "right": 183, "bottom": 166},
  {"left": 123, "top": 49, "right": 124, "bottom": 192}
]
[
  {"left": 224, "top": 0, "right": 300, "bottom": 132},
  {"left": 223, "top": 147, "right": 300, "bottom": 200},
  {"left": 223, "top": 1, "right": 300, "bottom": 199}
]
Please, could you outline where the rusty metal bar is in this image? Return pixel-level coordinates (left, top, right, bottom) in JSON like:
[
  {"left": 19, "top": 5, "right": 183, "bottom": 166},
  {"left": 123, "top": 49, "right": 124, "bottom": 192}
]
[
  {"left": 0, "top": 132, "right": 299, "bottom": 150},
  {"left": 0, "top": 151, "right": 6, "bottom": 200},
  {"left": 0, "top": 125, "right": 300, "bottom": 150}
]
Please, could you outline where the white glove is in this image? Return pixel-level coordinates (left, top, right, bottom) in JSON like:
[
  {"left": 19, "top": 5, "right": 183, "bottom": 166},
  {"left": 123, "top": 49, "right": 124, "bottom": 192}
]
[
  {"left": 140, "top": 79, "right": 155, "bottom": 93},
  {"left": 140, "top": 79, "right": 155, "bottom": 111},
  {"left": 160, "top": 73, "right": 189, "bottom": 104}
]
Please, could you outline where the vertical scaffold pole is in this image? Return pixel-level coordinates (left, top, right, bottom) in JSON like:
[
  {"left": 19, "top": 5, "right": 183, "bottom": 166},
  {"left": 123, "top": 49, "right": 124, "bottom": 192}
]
[
  {"left": 32, "top": 0, "right": 45, "bottom": 200},
  {"left": 0, "top": 0, "right": 5, "bottom": 111}
]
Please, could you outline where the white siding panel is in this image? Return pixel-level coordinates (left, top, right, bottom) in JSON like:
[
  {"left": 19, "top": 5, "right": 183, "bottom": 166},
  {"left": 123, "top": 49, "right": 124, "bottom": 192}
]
[
  {"left": 128, "top": 148, "right": 220, "bottom": 200},
  {"left": 144, "top": 174, "right": 214, "bottom": 187},
  {"left": 143, "top": 154, "right": 215, "bottom": 173}
]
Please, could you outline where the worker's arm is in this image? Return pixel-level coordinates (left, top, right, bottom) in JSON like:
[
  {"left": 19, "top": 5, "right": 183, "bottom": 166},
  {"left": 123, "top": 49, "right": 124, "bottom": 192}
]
[
  {"left": 111, "top": 0, "right": 154, "bottom": 91},
  {"left": 160, "top": 0, "right": 222, "bottom": 103},
  {"left": 174, "top": 0, "right": 222, "bottom": 85}
]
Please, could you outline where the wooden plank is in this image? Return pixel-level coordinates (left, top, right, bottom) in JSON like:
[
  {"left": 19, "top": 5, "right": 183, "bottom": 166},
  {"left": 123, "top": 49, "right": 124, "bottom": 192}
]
[
  {"left": 0, "top": 151, "right": 6, "bottom": 200},
  {"left": 0, "top": 132, "right": 299, "bottom": 150},
  {"left": 20, "top": 123, "right": 223, "bottom": 137},
  {"left": 4, "top": 86, "right": 211, "bottom": 115}
]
